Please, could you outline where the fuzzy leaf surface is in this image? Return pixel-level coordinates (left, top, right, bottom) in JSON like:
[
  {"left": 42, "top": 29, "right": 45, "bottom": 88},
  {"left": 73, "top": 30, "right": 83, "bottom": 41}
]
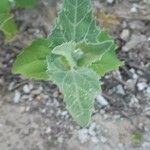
[
  {"left": 12, "top": 38, "right": 49, "bottom": 80},
  {"left": 52, "top": 42, "right": 79, "bottom": 68},
  {"left": 49, "top": 0, "right": 99, "bottom": 46},
  {"left": 90, "top": 32, "right": 123, "bottom": 75},
  {"left": 77, "top": 40, "right": 113, "bottom": 67},
  {"left": 47, "top": 48, "right": 100, "bottom": 127}
]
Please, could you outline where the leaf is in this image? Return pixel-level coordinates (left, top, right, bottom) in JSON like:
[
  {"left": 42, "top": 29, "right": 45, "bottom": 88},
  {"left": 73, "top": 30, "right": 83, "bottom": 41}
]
[
  {"left": 90, "top": 32, "right": 123, "bottom": 76},
  {"left": 15, "top": 0, "right": 36, "bottom": 8},
  {"left": 91, "top": 44, "right": 123, "bottom": 76},
  {"left": 52, "top": 42, "right": 79, "bottom": 68},
  {"left": 47, "top": 54, "right": 100, "bottom": 127},
  {"left": 77, "top": 40, "right": 113, "bottom": 67},
  {"left": 0, "top": 0, "right": 10, "bottom": 13},
  {"left": 0, "top": 13, "right": 17, "bottom": 40},
  {"left": 48, "top": 0, "right": 99, "bottom": 46},
  {"left": 12, "top": 38, "right": 49, "bottom": 80}
]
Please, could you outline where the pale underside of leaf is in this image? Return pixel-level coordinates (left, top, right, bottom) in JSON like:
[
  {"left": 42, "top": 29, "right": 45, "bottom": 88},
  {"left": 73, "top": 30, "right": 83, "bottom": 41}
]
[{"left": 47, "top": 55, "right": 100, "bottom": 127}]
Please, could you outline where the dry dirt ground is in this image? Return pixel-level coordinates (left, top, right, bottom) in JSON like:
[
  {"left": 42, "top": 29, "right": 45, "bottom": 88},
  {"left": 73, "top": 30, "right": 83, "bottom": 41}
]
[{"left": 0, "top": 0, "right": 150, "bottom": 150}]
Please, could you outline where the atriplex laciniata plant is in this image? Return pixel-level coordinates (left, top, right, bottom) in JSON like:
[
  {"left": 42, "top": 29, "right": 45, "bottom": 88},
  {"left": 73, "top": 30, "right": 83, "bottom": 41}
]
[{"left": 12, "top": 0, "right": 123, "bottom": 127}]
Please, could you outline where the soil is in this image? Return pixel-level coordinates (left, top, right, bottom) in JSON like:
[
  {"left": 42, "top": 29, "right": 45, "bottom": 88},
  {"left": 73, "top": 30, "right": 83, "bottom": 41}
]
[{"left": 0, "top": 0, "right": 150, "bottom": 150}]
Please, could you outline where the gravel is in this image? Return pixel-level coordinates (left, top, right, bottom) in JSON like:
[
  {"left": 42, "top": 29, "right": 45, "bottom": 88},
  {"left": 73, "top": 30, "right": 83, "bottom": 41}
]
[
  {"left": 96, "top": 94, "right": 109, "bottom": 107},
  {"left": 137, "top": 82, "right": 148, "bottom": 91},
  {"left": 13, "top": 91, "right": 21, "bottom": 103}
]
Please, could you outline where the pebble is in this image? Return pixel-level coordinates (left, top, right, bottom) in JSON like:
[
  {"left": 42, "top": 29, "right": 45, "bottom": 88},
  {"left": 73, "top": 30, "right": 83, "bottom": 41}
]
[
  {"left": 57, "top": 136, "right": 63, "bottom": 143},
  {"left": 23, "top": 84, "right": 33, "bottom": 94},
  {"left": 142, "top": 142, "right": 150, "bottom": 149},
  {"left": 122, "top": 34, "right": 147, "bottom": 52},
  {"left": 96, "top": 95, "right": 109, "bottom": 107},
  {"left": 88, "top": 122, "right": 97, "bottom": 136},
  {"left": 116, "top": 85, "right": 125, "bottom": 95},
  {"left": 78, "top": 128, "right": 89, "bottom": 143},
  {"left": 107, "top": 0, "right": 114, "bottom": 4},
  {"left": 126, "top": 79, "right": 136, "bottom": 90},
  {"left": 146, "top": 87, "right": 150, "bottom": 94},
  {"left": 129, "top": 95, "right": 139, "bottom": 107},
  {"left": 100, "top": 136, "right": 107, "bottom": 143},
  {"left": 129, "top": 21, "right": 145, "bottom": 30},
  {"left": 45, "top": 127, "right": 51, "bottom": 134},
  {"left": 13, "top": 91, "right": 21, "bottom": 103},
  {"left": 91, "top": 136, "right": 99, "bottom": 144},
  {"left": 137, "top": 82, "right": 148, "bottom": 91},
  {"left": 120, "top": 29, "right": 130, "bottom": 41}
]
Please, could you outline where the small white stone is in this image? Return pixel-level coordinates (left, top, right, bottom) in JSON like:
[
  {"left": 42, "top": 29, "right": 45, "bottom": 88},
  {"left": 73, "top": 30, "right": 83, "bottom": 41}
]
[
  {"left": 23, "top": 85, "right": 31, "bottom": 94},
  {"left": 107, "top": 0, "right": 114, "bottom": 4},
  {"left": 88, "top": 122, "right": 97, "bottom": 136},
  {"left": 120, "top": 29, "right": 130, "bottom": 41},
  {"left": 100, "top": 136, "right": 107, "bottom": 143},
  {"left": 57, "top": 136, "right": 63, "bottom": 143},
  {"left": 91, "top": 136, "right": 99, "bottom": 144},
  {"left": 96, "top": 95, "right": 109, "bottom": 107},
  {"left": 116, "top": 85, "right": 125, "bottom": 95},
  {"left": 45, "top": 127, "right": 51, "bottom": 134},
  {"left": 130, "top": 7, "right": 137, "bottom": 13},
  {"left": 146, "top": 87, "right": 150, "bottom": 94},
  {"left": 78, "top": 128, "right": 89, "bottom": 143},
  {"left": 13, "top": 91, "right": 21, "bottom": 103},
  {"left": 137, "top": 82, "right": 148, "bottom": 91}
]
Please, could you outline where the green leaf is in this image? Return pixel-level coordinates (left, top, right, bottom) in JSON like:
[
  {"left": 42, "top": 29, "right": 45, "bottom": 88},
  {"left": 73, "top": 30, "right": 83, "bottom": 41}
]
[
  {"left": 12, "top": 38, "right": 49, "bottom": 80},
  {"left": 77, "top": 40, "right": 113, "bottom": 67},
  {"left": 0, "top": 13, "right": 17, "bottom": 40},
  {"left": 15, "top": 0, "right": 36, "bottom": 8},
  {"left": 0, "top": 0, "right": 10, "bottom": 13},
  {"left": 89, "top": 32, "right": 123, "bottom": 76},
  {"left": 91, "top": 44, "right": 123, "bottom": 76},
  {"left": 52, "top": 42, "right": 79, "bottom": 68},
  {"left": 47, "top": 55, "right": 100, "bottom": 127},
  {"left": 49, "top": 0, "right": 99, "bottom": 46}
]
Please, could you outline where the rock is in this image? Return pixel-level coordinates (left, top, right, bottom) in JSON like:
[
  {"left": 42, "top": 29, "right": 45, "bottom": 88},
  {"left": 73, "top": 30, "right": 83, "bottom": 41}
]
[
  {"left": 91, "top": 136, "right": 99, "bottom": 144},
  {"left": 100, "top": 136, "right": 107, "bottom": 143},
  {"left": 129, "top": 68, "right": 138, "bottom": 80},
  {"left": 129, "top": 95, "right": 139, "bottom": 108},
  {"left": 23, "top": 84, "right": 32, "bottom": 94},
  {"left": 126, "top": 79, "right": 136, "bottom": 91},
  {"left": 13, "top": 91, "right": 21, "bottom": 103},
  {"left": 146, "top": 87, "right": 150, "bottom": 94},
  {"left": 78, "top": 128, "right": 89, "bottom": 143},
  {"left": 122, "top": 34, "right": 147, "bottom": 52},
  {"left": 45, "top": 127, "right": 51, "bottom": 134},
  {"left": 120, "top": 29, "right": 130, "bottom": 41},
  {"left": 88, "top": 122, "right": 97, "bottom": 136},
  {"left": 130, "top": 6, "right": 138, "bottom": 13},
  {"left": 57, "top": 136, "right": 63, "bottom": 143},
  {"left": 142, "top": 142, "right": 150, "bottom": 149},
  {"left": 116, "top": 84, "right": 125, "bottom": 95},
  {"left": 107, "top": 0, "right": 114, "bottom": 4},
  {"left": 137, "top": 82, "right": 148, "bottom": 91},
  {"left": 96, "top": 94, "right": 109, "bottom": 107},
  {"left": 129, "top": 21, "right": 145, "bottom": 30}
]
